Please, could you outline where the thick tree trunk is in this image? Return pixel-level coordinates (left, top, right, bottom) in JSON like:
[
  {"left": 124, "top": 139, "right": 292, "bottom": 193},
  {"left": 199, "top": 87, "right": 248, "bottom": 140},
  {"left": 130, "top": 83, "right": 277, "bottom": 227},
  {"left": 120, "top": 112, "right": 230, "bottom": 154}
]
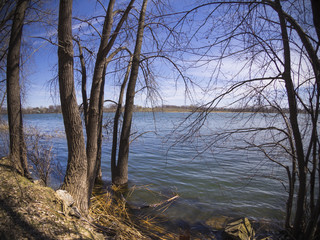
[
  {"left": 58, "top": 0, "right": 88, "bottom": 214},
  {"left": 114, "top": 0, "right": 148, "bottom": 186},
  {"left": 6, "top": 0, "right": 29, "bottom": 177},
  {"left": 311, "top": 0, "right": 320, "bottom": 43},
  {"left": 86, "top": 0, "right": 115, "bottom": 198},
  {"left": 305, "top": 2, "right": 320, "bottom": 238}
]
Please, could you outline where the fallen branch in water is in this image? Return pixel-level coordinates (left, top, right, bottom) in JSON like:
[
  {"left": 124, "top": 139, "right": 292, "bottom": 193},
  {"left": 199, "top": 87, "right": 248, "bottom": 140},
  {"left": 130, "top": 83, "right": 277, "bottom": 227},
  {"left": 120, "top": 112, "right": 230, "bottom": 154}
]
[{"left": 134, "top": 195, "right": 179, "bottom": 210}]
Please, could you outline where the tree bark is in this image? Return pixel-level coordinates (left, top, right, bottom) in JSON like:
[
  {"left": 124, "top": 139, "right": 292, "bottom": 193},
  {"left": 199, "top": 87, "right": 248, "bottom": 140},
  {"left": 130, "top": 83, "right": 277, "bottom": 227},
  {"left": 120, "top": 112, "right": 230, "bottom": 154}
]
[
  {"left": 74, "top": 38, "right": 88, "bottom": 132},
  {"left": 86, "top": 0, "right": 116, "bottom": 198},
  {"left": 276, "top": 0, "right": 306, "bottom": 237},
  {"left": 305, "top": 147, "right": 320, "bottom": 240},
  {"left": 95, "top": 59, "right": 107, "bottom": 184},
  {"left": 305, "top": 1, "right": 320, "bottom": 238},
  {"left": 58, "top": 0, "right": 88, "bottom": 214},
  {"left": 6, "top": 0, "right": 29, "bottom": 177},
  {"left": 86, "top": 0, "right": 135, "bottom": 196},
  {"left": 311, "top": 0, "right": 320, "bottom": 43},
  {"left": 114, "top": 0, "right": 148, "bottom": 186},
  {"left": 111, "top": 55, "right": 132, "bottom": 183}
]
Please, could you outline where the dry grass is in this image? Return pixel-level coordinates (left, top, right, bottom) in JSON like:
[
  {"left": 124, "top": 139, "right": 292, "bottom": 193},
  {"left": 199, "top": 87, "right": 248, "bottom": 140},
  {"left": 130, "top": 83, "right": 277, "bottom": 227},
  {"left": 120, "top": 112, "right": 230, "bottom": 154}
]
[
  {"left": 90, "top": 184, "right": 179, "bottom": 240},
  {"left": 90, "top": 191, "right": 144, "bottom": 239},
  {"left": 0, "top": 155, "right": 181, "bottom": 239}
]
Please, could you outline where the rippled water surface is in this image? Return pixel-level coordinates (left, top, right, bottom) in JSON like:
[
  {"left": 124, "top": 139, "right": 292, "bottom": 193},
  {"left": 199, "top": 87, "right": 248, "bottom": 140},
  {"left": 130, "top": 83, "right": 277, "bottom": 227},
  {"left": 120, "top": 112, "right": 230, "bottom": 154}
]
[{"left": 5, "top": 112, "right": 289, "bottom": 224}]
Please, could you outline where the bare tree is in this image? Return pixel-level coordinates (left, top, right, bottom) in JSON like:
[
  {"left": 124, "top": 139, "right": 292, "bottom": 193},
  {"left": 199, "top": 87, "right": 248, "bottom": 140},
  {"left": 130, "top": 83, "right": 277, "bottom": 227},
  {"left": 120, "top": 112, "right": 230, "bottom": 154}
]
[
  {"left": 84, "top": 0, "right": 135, "bottom": 196},
  {"left": 113, "top": 0, "right": 149, "bottom": 186},
  {"left": 111, "top": 54, "right": 132, "bottom": 184},
  {"left": 65, "top": 0, "right": 175, "bottom": 188},
  {"left": 6, "top": 0, "right": 30, "bottom": 177},
  {"left": 273, "top": 1, "right": 306, "bottom": 236},
  {"left": 57, "top": 0, "right": 88, "bottom": 214},
  {"left": 57, "top": 0, "right": 137, "bottom": 200},
  {"left": 168, "top": 0, "right": 320, "bottom": 239}
]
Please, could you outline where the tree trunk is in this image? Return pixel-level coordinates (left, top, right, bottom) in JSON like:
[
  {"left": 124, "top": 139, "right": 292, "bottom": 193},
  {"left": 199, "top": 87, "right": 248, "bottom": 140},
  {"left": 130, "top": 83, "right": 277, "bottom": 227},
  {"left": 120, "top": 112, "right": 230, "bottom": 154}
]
[
  {"left": 305, "top": 1, "right": 320, "bottom": 238},
  {"left": 311, "top": 0, "right": 320, "bottom": 43},
  {"left": 58, "top": 0, "right": 88, "bottom": 214},
  {"left": 74, "top": 38, "right": 88, "bottom": 132},
  {"left": 96, "top": 48, "right": 128, "bottom": 183},
  {"left": 86, "top": 0, "right": 135, "bottom": 196},
  {"left": 111, "top": 55, "right": 132, "bottom": 183},
  {"left": 304, "top": 147, "right": 320, "bottom": 240},
  {"left": 276, "top": 0, "right": 306, "bottom": 237},
  {"left": 95, "top": 60, "right": 107, "bottom": 184},
  {"left": 6, "top": 0, "right": 29, "bottom": 178},
  {"left": 114, "top": 0, "right": 148, "bottom": 186},
  {"left": 86, "top": 0, "right": 116, "bottom": 198},
  {"left": 274, "top": 0, "right": 320, "bottom": 237}
]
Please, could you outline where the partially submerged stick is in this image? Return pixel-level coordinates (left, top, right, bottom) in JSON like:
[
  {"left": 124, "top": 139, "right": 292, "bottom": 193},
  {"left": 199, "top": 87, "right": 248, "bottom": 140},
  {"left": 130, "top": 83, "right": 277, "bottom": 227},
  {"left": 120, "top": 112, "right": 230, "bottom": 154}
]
[{"left": 136, "top": 195, "right": 179, "bottom": 210}]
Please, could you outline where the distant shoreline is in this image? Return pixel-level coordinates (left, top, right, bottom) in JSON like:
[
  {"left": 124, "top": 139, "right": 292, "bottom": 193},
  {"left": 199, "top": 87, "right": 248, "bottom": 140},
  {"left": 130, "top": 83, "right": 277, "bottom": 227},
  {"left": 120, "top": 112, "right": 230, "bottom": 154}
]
[{"left": 0, "top": 105, "right": 299, "bottom": 115}]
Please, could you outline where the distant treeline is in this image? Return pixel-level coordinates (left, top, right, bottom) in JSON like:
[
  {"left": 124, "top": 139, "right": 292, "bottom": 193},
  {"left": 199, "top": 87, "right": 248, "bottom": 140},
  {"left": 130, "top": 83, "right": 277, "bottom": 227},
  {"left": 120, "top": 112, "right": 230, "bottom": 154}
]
[{"left": 0, "top": 104, "right": 306, "bottom": 114}]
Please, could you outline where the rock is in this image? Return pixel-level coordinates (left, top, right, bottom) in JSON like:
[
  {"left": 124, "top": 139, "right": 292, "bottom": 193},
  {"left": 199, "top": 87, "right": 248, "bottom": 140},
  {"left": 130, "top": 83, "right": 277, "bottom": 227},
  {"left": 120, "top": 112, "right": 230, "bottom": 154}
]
[
  {"left": 56, "top": 189, "right": 74, "bottom": 207},
  {"left": 69, "top": 206, "right": 81, "bottom": 218},
  {"left": 224, "top": 217, "right": 255, "bottom": 240},
  {"left": 206, "top": 215, "right": 232, "bottom": 230},
  {"left": 55, "top": 190, "right": 82, "bottom": 218}
]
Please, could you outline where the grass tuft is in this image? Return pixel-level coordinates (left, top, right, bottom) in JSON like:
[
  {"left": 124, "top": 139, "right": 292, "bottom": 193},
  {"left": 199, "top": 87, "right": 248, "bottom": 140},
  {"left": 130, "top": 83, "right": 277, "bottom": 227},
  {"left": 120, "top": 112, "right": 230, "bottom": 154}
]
[{"left": 90, "top": 184, "right": 180, "bottom": 239}]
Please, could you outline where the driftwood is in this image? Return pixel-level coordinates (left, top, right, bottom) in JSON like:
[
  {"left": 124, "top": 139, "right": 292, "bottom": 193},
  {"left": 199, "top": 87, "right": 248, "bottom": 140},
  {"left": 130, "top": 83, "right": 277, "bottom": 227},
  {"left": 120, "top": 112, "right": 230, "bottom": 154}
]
[{"left": 129, "top": 195, "right": 179, "bottom": 210}]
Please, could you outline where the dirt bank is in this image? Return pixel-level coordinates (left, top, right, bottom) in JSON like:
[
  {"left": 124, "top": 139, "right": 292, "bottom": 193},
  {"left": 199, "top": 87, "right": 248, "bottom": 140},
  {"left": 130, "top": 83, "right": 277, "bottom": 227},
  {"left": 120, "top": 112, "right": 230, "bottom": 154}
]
[{"left": 0, "top": 157, "right": 146, "bottom": 240}]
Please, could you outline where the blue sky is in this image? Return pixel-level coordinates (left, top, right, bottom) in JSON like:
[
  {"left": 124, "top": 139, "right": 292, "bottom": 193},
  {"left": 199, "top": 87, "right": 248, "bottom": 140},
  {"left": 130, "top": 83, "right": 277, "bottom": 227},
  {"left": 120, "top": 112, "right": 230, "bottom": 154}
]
[
  {"left": 22, "top": 0, "right": 204, "bottom": 108},
  {"left": 21, "top": 0, "right": 307, "bottom": 109}
]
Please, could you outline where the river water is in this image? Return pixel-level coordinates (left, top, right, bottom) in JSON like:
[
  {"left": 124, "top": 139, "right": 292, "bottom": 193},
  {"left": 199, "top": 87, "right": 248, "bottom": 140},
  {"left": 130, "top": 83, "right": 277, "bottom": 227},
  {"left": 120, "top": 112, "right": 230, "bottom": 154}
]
[{"left": 1, "top": 112, "right": 289, "bottom": 225}]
